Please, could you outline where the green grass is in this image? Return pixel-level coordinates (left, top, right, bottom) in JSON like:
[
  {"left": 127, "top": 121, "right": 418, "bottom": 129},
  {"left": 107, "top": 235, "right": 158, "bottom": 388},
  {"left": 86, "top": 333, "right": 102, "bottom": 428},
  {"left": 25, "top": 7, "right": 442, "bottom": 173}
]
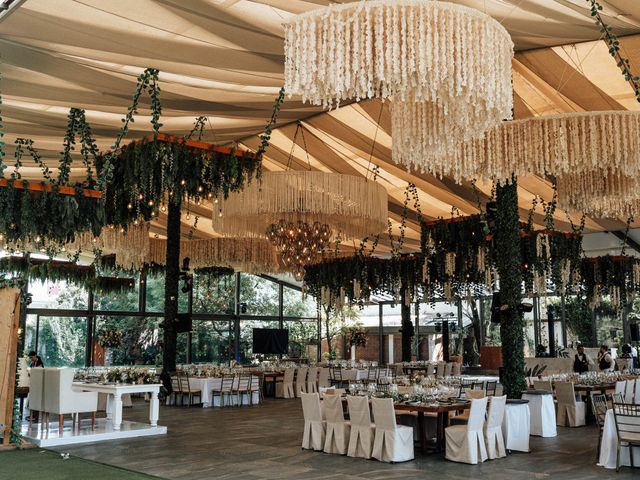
[{"left": 0, "top": 449, "right": 165, "bottom": 480}]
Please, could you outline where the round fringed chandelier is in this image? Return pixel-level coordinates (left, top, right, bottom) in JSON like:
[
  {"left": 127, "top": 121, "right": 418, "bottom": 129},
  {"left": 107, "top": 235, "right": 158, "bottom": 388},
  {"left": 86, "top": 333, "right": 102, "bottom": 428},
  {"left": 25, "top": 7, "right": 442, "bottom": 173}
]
[
  {"left": 444, "top": 111, "right": 640, "bottom": 184},
  {"left": 284, "top": 0, "right": 514, "bottom": 170},
  {"left": 266, "top": 220, "right": 331, "bottom": 279},
  {"left": 212, "top": 171, "right": 388, "bottom": 277}
]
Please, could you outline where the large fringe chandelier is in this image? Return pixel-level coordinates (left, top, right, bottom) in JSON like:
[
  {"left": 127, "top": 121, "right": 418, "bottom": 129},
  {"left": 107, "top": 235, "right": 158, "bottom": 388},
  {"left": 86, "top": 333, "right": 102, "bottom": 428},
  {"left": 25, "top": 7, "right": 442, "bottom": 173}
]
[
  {"left": 212, "top": 171, "right": 388, "bottom": 276},
  {"left": 445, "top": 111, "right": 640, "bottom": 184},
  {"left": 147, "top": 237, "right": 280, "bottom": 274},
  {"left": 284, "top": 0, "right": 514, "bottom": 170}
]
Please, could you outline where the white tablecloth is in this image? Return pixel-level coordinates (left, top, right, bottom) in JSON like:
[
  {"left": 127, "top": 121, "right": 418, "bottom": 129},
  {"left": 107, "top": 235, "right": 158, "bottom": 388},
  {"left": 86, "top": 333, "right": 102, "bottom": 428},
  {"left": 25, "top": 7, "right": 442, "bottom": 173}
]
[
  {"left": 188, "top": 377, "right": 259, "bottom": 408},
  {"left": 521, "top": 392, "right": 557, "bottom": 437},
  {"left": 502, "top": 403, "right": 531, "bottom": 452},
  {"left": 598, "top": 409, "right": 640, "bottom": 469}
]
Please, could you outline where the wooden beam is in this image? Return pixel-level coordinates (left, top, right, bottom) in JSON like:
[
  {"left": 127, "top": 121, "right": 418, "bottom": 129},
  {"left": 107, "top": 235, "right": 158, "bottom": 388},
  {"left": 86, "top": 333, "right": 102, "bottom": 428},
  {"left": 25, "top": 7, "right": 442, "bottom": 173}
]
[{"left": 0, "top": 178, "right": 102, "bottom": 198}]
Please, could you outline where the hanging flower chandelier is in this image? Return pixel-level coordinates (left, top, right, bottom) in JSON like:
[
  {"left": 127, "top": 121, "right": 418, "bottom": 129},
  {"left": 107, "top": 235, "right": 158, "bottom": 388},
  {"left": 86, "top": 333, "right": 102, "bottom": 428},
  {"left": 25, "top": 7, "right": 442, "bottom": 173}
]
[
  {"left": 284, "top": 0, "right": 514, "bottom": 170},
  {"left": 266, "top": 220, "right": 331, "bottom": 279},
  {"left": 212, "top": 171, "right": 388, "bottom": 275},
  {"left": 146, "top": 237, "right": 280, "bottom": 274}
]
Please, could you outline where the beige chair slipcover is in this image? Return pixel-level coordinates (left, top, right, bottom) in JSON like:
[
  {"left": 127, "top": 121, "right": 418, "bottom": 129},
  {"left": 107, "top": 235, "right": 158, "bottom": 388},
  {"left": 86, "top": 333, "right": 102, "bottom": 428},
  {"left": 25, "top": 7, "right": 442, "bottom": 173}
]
[
  {"left": 615, "top": 380, "right": 626, "bottom": 397},
  {"left": 371, "top": 397, "right": 414, "bottom": 463},
  {"left": 555, "top": 381, "right": 586, "bottom": 427},
  {"left": 445, "top": 396, "right": 489, "bottom": 464},
  {"left": 484, "top": 395, "right": 507, "bottom": 459},
  {"left": 451, "top": 362, "right": 461, "bottom": 376},
  {"left": 295, "top": 367, "right": 308, "bottom": 398},
  {"left": 444, "top": 362, "right": 453, "bottom": 377},
  {"left": 323, "top": 394, "right": 351, "bottom": 454},
  {"left": 624, "top": 379, "right": 636, "bottom": 404},
  {"left": 306, "top": 367, "right": 318, "bottom": 394},
  {"left": 278, "top": 367, "right": 295, "bottom": 399},
  {"left": 533, "top": 379, "right": 553, "bottom": 392},
  {"left": 346, "top": 395, "right": 375, "bottom": 459},
  {"left": 318, "top": 367, "right": 331, "bottom": 389},
  {"left": 301, "top": 392, "right": 325, "bottom": 450},
  {"left": 436, "top": 362, "right": 445, "bottom": 378},
  {"left": 28, "top": 367, "right": 45, "bottom": 428}
]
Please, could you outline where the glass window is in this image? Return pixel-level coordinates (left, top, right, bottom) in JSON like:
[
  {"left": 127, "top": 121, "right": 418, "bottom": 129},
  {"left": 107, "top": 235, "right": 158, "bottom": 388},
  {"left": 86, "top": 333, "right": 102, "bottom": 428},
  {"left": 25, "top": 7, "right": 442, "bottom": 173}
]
[
  {"left": 94, "top": 316, "right": 162, "bottom": 367},
  {"left": 29, "top": 280, "right": 88, "bottom": 310},
  {"left": 22, "top": 314, "right": 38, "bottom": 356},
  {"left": 191, "top": 320, "right": 232, "bottom": 364},
  {"left": 192, "top": 272, "right": 235, "bottom": 315},
  {"left": 37, "top": 316, "right": 87, "bottom": 367},
  {"left": 286, "top": 319, "right": 318, "bottom": 362},
  {"left": 240, "top": 274, "right": 278, "bottom": 316},
  {"left": 94, "top": 276, "right": 140, "bottom": 312},
  {"left": 283, "top": 286, "right": 316, "bottom": 317},
  {"left": 145, "top": 272, "right": 188, "bottom": 313}
]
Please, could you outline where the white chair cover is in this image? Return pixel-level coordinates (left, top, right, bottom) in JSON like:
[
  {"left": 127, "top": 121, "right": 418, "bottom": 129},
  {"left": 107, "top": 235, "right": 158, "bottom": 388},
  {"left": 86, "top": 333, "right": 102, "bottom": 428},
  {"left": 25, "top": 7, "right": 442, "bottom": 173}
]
[
  {"left": 306, "top": 367, "right": 318, "bottom": 394},
  {"left": 555, "top": 381, "right": 586, "bottom": 427},
  {"left": 624, "top": 379, "right": 636, "bottom": 404},
  {"left": 346, "top": 395, "right": 375, "bottom": 459},
  {"left": 445, "top": 396, "right": 489, "bottom": 464},
  {"left": 28, "top": 368, "right": 45, "bottom": 416},
  {"left": 296, "top": 367, "right": 308, "bottom": 397},
  {"left": 484, "top": 395, "right": 507, "bottom": 459},
  {"left": 521, "top": 392, "right": 557, "bottom": 437},
  {"left": 502, "top": 403, "right": 530, "bottom": 452},
  {"left": 323, "top": 394, "right": 351, "bottom": 454},
  {"left": 615, "top": 380, "right": 626, "bottom": 397},
  {"left": 371, "top": 397, "right": 414, "bottom": 463},
  {"left": 451, "top": 362, "right": 461, "bottom": 376},
  {"left": 300, "top": 392, "right": 325, "bottom": 451},
  {"left": 636, "top": 381, "right": 640, "bottom": 405},
  {"left": 533, "top": 379, "right": 553, "bottom": 392},
  {"left": 444, "top": 362, "right": 453, "bottom": 377},
  {"left": 318, "top": 367, "right": 331, "bottom": 389},
  {"left": 436, "top": 362, "right": 445, "bottom": 378},
  {"left": 281, "top": 367, "right": 295, "bottom": 399}
]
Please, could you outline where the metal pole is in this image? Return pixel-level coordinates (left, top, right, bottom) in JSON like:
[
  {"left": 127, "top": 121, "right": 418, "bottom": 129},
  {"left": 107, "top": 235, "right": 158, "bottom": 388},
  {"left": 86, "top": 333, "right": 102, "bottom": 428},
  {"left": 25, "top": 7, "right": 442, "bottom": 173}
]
[
  {"left": 591, "top": 307, "right": 598, "bottom": 347},
  {"left": 234, "top": 272, "right": 241, "bottom": 364},
  {"left": 278, "top": 283, "right": 284, "bottom": 360},
  {"left": 316, "top": 303, "right": 322, "bottom": 363},
  {"left": 533, "top": 295, "right": 540, "bottom": 350},
  {"left": 139, "top": 267, "right": 147, "bottom": 314},
  {"left": 478, "top": 296, "right": 486, "bottom": 347},
  {"left": 379, "top": 303, "right": 384, "bottom": 364},
  {"left": 414, "top": 301, "right": 420, "bottom": 361},
  {"left": 622, "top": 303, "right": 631, "bottom": 343},
  {"left": 187, "top": 278, "right": 193, "bottom": 364},
  {"left": 86, "top": 290, "right": 94, "bottom": 367}
]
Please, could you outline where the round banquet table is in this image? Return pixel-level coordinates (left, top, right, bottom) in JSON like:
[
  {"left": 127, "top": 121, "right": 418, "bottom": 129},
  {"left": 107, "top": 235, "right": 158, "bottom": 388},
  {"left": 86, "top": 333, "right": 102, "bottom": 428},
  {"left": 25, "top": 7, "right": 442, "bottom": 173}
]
[
  {"left": 521, "top": 390, "right": 557, "bottom": 437},
  {"left": 598, "top": 409, "right": 640, "bottom": 470}
]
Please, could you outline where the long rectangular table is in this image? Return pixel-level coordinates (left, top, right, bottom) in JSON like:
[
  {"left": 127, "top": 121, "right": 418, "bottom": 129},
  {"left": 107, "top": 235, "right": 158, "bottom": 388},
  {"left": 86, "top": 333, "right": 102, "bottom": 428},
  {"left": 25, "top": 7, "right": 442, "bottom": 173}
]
[{"left": 73, "top": 382, "right": 161, "bottom": 430}]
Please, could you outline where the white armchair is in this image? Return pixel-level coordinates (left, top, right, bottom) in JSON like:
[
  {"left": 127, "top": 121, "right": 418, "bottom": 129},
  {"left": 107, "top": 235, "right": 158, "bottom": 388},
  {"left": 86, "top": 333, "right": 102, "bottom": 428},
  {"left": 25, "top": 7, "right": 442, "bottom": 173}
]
[
  {"left": 43, "top": 368, "right": 98, "bottom": 432},
  {"left": 28, "top": 367, "right": 45, "bottom": 429}
]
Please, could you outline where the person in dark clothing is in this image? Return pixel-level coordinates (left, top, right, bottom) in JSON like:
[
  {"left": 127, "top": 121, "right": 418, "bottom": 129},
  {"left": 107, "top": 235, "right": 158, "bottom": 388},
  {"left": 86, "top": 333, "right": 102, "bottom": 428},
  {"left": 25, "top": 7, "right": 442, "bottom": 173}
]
[
  {"left": 597, "top": 345, "right": 613, "bottom": 372},
  {"left": 573, "top": 344, "right": 593, "bottom": 373},
  {"left": 28, "top": 351, "right": 44, "bottom": 368}
]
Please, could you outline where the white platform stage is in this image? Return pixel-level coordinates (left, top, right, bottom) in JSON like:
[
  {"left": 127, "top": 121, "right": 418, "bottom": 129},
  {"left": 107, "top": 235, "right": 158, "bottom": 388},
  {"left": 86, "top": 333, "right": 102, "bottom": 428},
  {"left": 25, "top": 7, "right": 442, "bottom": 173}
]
[{"left": 21, "top": 418, "right": 167, "bottom": 447}]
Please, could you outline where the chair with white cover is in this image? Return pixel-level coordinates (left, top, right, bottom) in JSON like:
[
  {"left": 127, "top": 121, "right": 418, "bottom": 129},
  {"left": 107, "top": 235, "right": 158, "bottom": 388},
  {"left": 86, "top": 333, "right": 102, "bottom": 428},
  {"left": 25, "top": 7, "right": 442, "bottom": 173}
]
[
  {"left": 533, "top": 379, "right": 553, "bottom": 392},
  {"left": 445, "top": 396, "right": 489, "bottom": 464},
  {"left": 484, "top": 395, "right": 507, "bottom": 459},
  {"left": 451, "top": 362, "right": 461, "bottom": 376},
  {"left": 615, "top": 380, "right": 627, "bottom": 398},
  {"left": 323, "top": 394, "right": 350, "bottom": 454},
  {"left": 318, "top": 367, "right": 331, "bottom": 389},
  {"left": 371, "top": 397, "right": 414, "bottom": 463},
  {"left": 295, "top": 367, "right": 308, "bottom": 397},
  {"left": 28, "top": 367, "right": 45, "bottom": 429},
  {"left": 300, "top": 392, "right": 325, "bottom": 451},
  {"left": 555, "top": 381, "right": 586, "bottom": 427},
  {"left": 306, "top": 367, "right": 319, "bottom": 394},
  {"left": 444, "top": 362, "right": 453, "bottom": 377},
  {"left": 451, "top": 389, "right": 485, "bottom": 424},
  {"left": 347, "top": 395, "right": 375, "bottom": 459},
  {"left": 635, "top": 381, "right": 640, "bottom": 405},
  {"left": 279, "top": 367, "right": 295, "bottom": 399},
  {"left": 436, "top": 362, "right": 445, "bottom": 378},
  {"left": 624, "top": 379, "right": 636, "bottom": 404},
  {"left": 43, "top": 368, "right": 98, "bottom": 432}
]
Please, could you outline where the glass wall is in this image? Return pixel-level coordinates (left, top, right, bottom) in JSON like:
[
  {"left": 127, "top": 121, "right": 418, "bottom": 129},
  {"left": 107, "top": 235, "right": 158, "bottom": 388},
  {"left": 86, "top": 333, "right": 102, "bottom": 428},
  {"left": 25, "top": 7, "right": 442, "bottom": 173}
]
[{"left": 37, "top": 316, "right": 87, "bottom": 367}]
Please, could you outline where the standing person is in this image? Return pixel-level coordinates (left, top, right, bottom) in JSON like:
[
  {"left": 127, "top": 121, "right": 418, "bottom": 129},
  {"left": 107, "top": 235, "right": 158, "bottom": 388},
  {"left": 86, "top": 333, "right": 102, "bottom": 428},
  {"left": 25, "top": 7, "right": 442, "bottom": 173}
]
[
  {"left": 573, "top": 344, "right": 593, "bottom": 373},
  {"left": 597, "top": 345, "right": 613, "bottom": 372},
  {"left": 28, "top": 351, "right": 44, "bottom": 368}
]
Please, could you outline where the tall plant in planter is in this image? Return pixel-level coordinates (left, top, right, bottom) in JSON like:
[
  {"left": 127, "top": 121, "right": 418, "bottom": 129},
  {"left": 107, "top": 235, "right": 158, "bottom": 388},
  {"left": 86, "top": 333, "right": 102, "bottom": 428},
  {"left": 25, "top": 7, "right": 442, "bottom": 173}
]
[{"left": 495, "top": 178, "right": 527, "bottom": 398}]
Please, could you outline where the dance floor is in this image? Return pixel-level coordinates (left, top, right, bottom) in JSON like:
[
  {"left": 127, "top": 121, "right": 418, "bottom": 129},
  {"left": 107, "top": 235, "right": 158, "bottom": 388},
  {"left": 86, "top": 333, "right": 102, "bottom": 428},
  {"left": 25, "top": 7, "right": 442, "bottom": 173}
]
[{"left": 37, "top": 398, "right": 636, "bottom": 480}]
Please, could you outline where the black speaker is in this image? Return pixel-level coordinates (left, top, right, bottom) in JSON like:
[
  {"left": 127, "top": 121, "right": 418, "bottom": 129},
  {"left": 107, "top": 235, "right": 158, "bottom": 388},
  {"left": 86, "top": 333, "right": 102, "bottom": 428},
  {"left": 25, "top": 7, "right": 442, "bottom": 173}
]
[
  {"left": 175, "top": 313, "right": 192, "bottom": 333},
  {"left": 490, "top": 292, "right": 502, "bottom": 323},
  {"left": 631, "top": 323, "right": 640, "bottom": 342}
]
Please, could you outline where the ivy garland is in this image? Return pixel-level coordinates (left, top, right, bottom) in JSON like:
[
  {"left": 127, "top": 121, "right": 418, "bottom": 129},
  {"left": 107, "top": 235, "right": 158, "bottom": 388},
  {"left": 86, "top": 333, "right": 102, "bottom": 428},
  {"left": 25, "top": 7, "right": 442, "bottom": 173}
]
[
  {"left": 0, "top": 109, "right": 105, "bottom": 246},
  {"left": 580, "top": 255, "right": 640, "bottom": 310},
  {"left": 0, "top": 256, "right": 136, "bottom": 294},
  {"left": 303, "top": 254, "right": 424, "bottom": 309}
]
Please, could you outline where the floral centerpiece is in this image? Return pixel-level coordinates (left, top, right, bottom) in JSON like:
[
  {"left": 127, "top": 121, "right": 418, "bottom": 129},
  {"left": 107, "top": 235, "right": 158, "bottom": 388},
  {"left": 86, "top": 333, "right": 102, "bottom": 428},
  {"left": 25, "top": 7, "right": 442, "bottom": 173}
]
[{"left": 98, "top": 329, "right": 122, "bottom": 348}]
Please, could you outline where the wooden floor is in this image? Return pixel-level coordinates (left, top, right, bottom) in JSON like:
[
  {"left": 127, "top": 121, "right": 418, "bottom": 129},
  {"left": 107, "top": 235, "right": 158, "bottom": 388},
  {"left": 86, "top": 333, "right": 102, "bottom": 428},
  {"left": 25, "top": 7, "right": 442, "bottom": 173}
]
[{"left": 48, "top": 399, "right": 636, "bottom": 480}]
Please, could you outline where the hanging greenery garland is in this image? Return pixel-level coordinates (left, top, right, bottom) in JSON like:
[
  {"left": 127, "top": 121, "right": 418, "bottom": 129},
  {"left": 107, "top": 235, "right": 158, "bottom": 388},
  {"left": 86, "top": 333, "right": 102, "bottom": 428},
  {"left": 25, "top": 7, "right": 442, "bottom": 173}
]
[
  {"left": 580, "top": 255, "right": 640, "bottom": 310},
  {"left": 0, "top": 109, "right": 105, "bottom": 247}
]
